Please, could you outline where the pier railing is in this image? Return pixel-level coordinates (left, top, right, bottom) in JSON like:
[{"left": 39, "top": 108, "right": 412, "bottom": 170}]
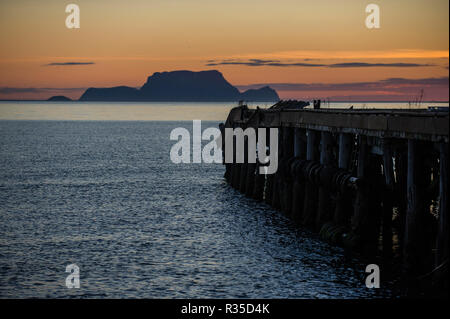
[{"left": 221, "top": 103, "right": 448, "bottom": 290}]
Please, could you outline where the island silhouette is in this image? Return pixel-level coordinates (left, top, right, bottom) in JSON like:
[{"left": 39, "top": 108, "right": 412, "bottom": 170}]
[
  {"left": 75, "top": 70, "right": 279, "bottom": 102},
  {"left": 47, "top": 95, "right": 72, "bottom": 101}
]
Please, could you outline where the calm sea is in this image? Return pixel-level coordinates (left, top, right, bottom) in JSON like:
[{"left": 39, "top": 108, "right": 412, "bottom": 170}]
[
  {"left": 0, "top": 101, "right": 427, "bottom": 298},
  {"left": 0, "top": 101, "right": 448, "bottom": 121}
]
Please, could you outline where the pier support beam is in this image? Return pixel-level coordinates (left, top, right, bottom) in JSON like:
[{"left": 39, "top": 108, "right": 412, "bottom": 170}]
[
  {"left": 245, "top": 163, "right": 256, "bottom": 197},
  {"left": 350, "top": 135, "right": 370, "bottom": 251},
  {"left": 316, "top": 131, "right": 334, "bottom": 230},
  {"left": 280, "top": 128, "right": 294, "bottom": 215},
  {"left": 225, "top": 163, "right": 232, "bottom": 183},
  {"left": 252, "top": 163, "right": 265, "bottom": 201},
  {"left": 302, "top": 129, "right": 320, "bottom": 228},
  {"left": 230, "top": 133, "right": 240, "bottom": 189},
  {"left": 263, "top": 129, "right": 274, "bottom": 204},
  {"left": 238, "top": 136, "right": 249, "bottom": 193},
  {"left": 404, "top": 140, "right": 428, "bottom": 278},
  {"left": 264, "top": 174, "right": 274, "bottom": 204},
  {"left": 271, "top": 128, "right": 283, "bottom": 209},
  {"left": 367, "top": 153, "right": 383, "bottom": 255},
  {"left": 292, "top": 128, "right": 307, "bottom": 223},
  {"left": 436, "top": 142, "right": 448, "bottom": 267},
  {"left": 239, "top": 163, "right": 248, "bottom": 193},
  {"left": 232, "top": 163, "right": 241, "bottom": 189},
  {"left": 394, "top": 146, "right": 408, "bottom": 257},
  {"left": 382, "top": 140, "right": 395, "bottom": 257},
  {"left": 334, "top": 133, "right": 353, "bottom": 225},
  {"left": 338, "top": 133, "right": 352, "bottom": 171},
  {"left": 282, "top": 127, "right": 294, "bottom": 158},
  {"left": 252, "top": 129, "right": 264, "bottom": 201},
  {"left": 294, "top": 128, "right": 305, "bottom": 158}
]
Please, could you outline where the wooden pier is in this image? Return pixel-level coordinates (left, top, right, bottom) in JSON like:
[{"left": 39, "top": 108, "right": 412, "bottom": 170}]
[{"left": 220, "top": 101, "right": 449, "bottom": 293}]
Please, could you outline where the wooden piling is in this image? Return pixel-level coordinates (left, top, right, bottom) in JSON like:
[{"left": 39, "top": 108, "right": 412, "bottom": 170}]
[
  {"left": 238, "top": 136, "right": 249, "bottom": 192},
  {"left": 263, "top": 129, "right": 274, "bottom": 204},
  {"left": 294, "top": 128, "right": 304, "bottom": 158},
  {"left": 333, "top": 133, "right": 353, "bottom": 225},
  {"left": 292, "top": 128, "right": 307, "bottom": 223},
  {"left": 338, "top": 133, "right": 353, "bottom": 171},
  {"left": 394, "top": 146, "right": 408, "bottom": 258},
  {"left": 367, "top": 153, "right": 383, "bottom": 255},
  {"left": 271, "top": 178, "right": 281, "bottom": 210},
  {"left": 280, "top": 127, "right": 294, "bottom": 215},
  {"left": 404, "top": 140, "right": 428, "bottom": 277},
  {"left": 225, "top": 163, "right": 232, "bottom": 183},
  {"left": 232, "top": 164, "right": 240, "bottom": 189},
  {"left": 231, "top": 134, "right": 241, "bottom": 189},
  {"left": 302, "top": 129, "right": 320, "bottom": 228},
  {"left": 382, "top": 140, "right": 395, "bottom": 258},
  {"left": 316, "top": 131, "right": 334, "bottom": 230},
  {"left": 239, "top": 162, "right": 248, "bottom": 193},
  {"left": 349, "top": 135, "right": 370, "bottom": 251},
  {"left": 239, "top": 165, "right": 248, "bottom": 193},
  {"left": 271, "top": 127, "right": 283, "bottom": 209},
  {"left": 436, "top": 142, "right": 448, "bottom": 267},
  {"left": 245, "top": 163, "right": 256, "bottom": 197},
  {"left": 264, "top": 174, "right": 274, "bottom": 205},
  {"left": 282, "top": 127, "right": 294, "bottom": 158},
  {"left": 252, "top": 163, "right": 265, "bottom": 201}
]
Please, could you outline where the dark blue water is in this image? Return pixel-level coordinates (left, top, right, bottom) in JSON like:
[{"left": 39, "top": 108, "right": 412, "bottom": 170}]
[{"left": 0, "top": 121, "right": 393, "bottom": 298}]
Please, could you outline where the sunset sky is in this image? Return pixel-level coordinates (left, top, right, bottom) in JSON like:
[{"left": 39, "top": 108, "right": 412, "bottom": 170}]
[{"left": 0, "top": 0, "right": 448, "bottom": 101}]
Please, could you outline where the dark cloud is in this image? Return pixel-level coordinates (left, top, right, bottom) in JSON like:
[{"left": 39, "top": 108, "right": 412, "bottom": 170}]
[
  {"left": 236, "top": 77, "right": 448, "bottom": 101},
  {"left": 248, "top": 59, "right": 281, "bottom": 63},
  {"left": 329, "top": 62, "right": 431, "bottom": 68},
  {"left": 206, "top": 60, "right": 325, "bottom": 67},
  {"left": 0, "top": 87, "right": 86, "bottom": 95},
  {"left": 380, "top": 77, "right": 449, "bottom": 85},
  {"left": 206, "top": 59, "right": 431, "bottom": 68},
  {"left": 236, "top": 77, "right": 449, "bottom": 92},
  {"left": 43, "top": 62, "right": 95, "bottom": 66}
]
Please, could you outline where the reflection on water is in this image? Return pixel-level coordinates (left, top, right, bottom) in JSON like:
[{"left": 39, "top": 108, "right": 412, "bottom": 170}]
[
  {"left": 0, "top": 101, "right": 448, "bottom": 121},
  {"left": 0, "top": 121, "right": 399, "bottom": 298}
]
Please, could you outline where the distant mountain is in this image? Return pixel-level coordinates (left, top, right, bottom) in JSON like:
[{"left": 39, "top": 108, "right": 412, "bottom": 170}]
[
  {"left": 47, "top": 95, "right": 72, "bottom": 101},
  {"left": 79, "top": 70, "right": 279, "bottom": 102},
  {"left": 139, "top": 70, "right": 241, "bottom": 101}
]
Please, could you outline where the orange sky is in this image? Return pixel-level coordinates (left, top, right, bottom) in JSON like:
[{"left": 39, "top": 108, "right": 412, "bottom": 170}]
[{"left": 0, "top": 0, "right": 448, "bottom": 101}]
